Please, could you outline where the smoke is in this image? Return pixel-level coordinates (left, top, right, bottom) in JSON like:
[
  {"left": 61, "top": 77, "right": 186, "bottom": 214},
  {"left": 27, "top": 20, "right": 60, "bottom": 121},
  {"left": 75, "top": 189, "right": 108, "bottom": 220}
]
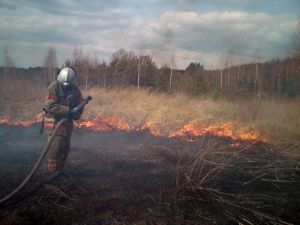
[
  {"left": 0, "top": 124, "right": 181, "bottom": 182},
  {"left": 0, "top": 125, "right": 46, "bottom": 192}
]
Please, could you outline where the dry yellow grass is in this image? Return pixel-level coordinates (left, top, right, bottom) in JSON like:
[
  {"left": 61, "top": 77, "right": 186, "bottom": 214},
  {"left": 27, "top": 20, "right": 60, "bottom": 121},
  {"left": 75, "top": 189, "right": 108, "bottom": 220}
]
[
  {"left": 257, "top": 100, "right": 300, "bottom": 148},
  {"left": 1, "top": 85, "right": 300, "bottom": 151},
  {"left": 0, "top": 79, "right": 46, "bottom": 120},
  {"left": 83, "top": 87, "right": 300, "bottom": 150},
  {"left": 84, "top": 87, "right": 233, "bottom": 133}
]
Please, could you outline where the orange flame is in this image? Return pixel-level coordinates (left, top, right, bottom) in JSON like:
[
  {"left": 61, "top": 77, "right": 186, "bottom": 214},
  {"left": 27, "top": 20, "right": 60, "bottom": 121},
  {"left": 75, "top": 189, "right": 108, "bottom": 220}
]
[
  {"left": 0, "top": 114, "right": 43, "bottom": 127},
  {"left": 169, "top": 121, "right": 267, "bottom": 142},
  {"left": 0, "top": 118, "right": 9, "bottom": 125},
  {"left": 0, "top": 115, "right": 267, "bottom": 143},
  {"left": 76, "top": 116, "right": 132, "bottom": 132},
  {"left": 138, "top": 122, "right": 162, "bottom": 136}
]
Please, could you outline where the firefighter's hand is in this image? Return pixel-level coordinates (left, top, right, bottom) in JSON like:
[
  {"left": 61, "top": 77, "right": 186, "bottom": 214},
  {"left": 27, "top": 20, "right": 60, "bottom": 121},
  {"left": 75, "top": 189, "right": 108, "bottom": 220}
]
[
  {"left": 68, "top": 108, "right": 80, "bottom": 120},
  {"left": 73, "top": 114, "right": 80, "bottom": 120}
]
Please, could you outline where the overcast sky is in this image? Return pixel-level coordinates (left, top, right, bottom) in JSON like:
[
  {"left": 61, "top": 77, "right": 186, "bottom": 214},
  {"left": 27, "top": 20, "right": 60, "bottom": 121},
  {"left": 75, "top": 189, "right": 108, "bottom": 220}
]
[{"left": 0, "top": 0, "right": 299, "bottom": 69}]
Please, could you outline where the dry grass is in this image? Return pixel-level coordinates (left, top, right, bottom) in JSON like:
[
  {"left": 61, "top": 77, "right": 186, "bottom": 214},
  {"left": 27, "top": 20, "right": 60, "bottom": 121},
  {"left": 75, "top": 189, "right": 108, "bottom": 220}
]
[
  {"left": 256, "top": 100, "right": 300, "bottom": 148},
  {"left": 174, "top": 137, "right": 299, "bottom": 224},
  {"left": 0, "top": 78, "right": 46, "bottom": 120},
  {"left": 84, "top": 87, "right": 300, "bottom": 151},
  {"left": 84, "top": 87, "right": 250, "bottom": 132},
  {"left": 1, "top": 85, "right": 300, "bottom": 151}
]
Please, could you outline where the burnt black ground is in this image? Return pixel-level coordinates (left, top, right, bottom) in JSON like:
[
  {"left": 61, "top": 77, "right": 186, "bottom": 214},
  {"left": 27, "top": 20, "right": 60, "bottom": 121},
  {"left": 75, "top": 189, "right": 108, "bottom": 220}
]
[
  {"left": 0, "top": 125, "right": 299, "bottom": 225},
  {"left": 0, "top": 125, "right": 204, "bottom": 225}
]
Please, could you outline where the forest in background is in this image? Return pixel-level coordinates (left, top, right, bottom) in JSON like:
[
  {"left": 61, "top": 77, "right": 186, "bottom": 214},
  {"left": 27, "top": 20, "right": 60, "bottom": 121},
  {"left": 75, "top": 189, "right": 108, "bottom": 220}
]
[{"left": 0, "top": 46, "right": 300, "bottom": 100}]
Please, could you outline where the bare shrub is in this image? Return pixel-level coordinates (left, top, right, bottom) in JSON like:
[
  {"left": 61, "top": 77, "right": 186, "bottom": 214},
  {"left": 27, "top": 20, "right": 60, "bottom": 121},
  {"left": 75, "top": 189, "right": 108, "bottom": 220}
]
[
  {"left": 0, "top": 75, "right": 46, "bottom": 120},
  {"left": 175, "top": 137, "right": 299, "bottom": 224}
]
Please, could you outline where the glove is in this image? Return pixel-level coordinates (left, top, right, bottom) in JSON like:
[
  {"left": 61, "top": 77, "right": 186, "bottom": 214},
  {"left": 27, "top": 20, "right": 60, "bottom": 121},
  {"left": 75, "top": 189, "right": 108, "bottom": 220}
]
[{"left": 68, "top": 108, "right": 80, "bottom": 120}]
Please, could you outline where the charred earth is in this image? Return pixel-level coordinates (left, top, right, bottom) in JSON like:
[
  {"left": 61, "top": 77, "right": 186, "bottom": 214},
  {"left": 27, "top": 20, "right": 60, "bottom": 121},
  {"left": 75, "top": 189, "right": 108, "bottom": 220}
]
[{"left": 0, "top": 125, "right": 299, "bottom": 225}]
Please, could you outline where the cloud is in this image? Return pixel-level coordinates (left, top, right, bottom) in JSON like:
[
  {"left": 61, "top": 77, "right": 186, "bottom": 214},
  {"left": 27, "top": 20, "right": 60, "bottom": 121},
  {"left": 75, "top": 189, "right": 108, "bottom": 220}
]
[
  {"left": 0, "top": 0, "right": 298, "bottom": 69},
  {"left": 0, "top": 0, "right": 124, "bottom": 17},
  {"left": 150, "top": 0, "right": 300, "bottom": 14},
  {"left": 138, "top": 10, "right": 297, "bottom": 68},
  {"left": 0, "top": 0, "right": 138, "bottom": 66}
]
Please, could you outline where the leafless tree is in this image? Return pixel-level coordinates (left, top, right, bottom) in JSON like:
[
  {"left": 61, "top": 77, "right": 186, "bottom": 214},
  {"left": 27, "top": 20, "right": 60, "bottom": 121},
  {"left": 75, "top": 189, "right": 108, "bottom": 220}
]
[
  {"left": 99, "top": 61, "right": 107, "bottom": 88},
  {"left": 169, "top": 54, "right": 176, "bottom": 91},
  {"left": 65, "top": 46, "right": 92, "bottom": 91},
  {"left": 225, "top": 50, "right": 233, "bottom": 86},
  {"left": 91, "top": 54, "right": 100, "bottom": 88},
  {"left": 43, "top": 46, "right": 57, "bottom": 87},
  {"left": 218, "top": 53, "right": 227, "bottom": 89},
  {"left": 137, "top": 55, "right": 144, "bottom": 88},
  {"left": 236, "top": 55, "right": 247, "bottom": 82},
  {"left": 253, "top": 48, "right": 261, "bottom": 97},
  {"left": 2, "top": 47, "right": 15, "bottom": 95}
]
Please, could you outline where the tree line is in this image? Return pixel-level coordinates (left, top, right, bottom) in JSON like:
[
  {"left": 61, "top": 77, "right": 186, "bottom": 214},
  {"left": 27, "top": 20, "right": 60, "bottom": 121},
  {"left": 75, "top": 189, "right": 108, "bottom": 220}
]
[
  {"left": 0, "top": 46, "right": 300, "bottom": 100},
  {"left": 59, "top": 46, "right": 300, "bottom": 99}
]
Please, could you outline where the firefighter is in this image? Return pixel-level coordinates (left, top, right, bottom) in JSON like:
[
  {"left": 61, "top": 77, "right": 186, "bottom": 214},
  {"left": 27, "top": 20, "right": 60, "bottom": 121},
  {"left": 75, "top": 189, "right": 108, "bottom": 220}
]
[{"left": 43, "top": 67, "right": 84, "bottom": 177}]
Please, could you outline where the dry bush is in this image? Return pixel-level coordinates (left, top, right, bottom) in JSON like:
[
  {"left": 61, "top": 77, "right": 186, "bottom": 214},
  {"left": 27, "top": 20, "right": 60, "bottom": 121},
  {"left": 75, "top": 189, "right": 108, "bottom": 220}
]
[
  {"left": 174, "top": 137, "right": 299, "bottom": 224},
  {"left": 0, "top": 77, "right": 46, "bottom": 120},
  {"left": 257, "top": 100, "right": 300, "bottom": 151},
  {"left": 237, "top": 98, "right": 300, "bottom": 154}
]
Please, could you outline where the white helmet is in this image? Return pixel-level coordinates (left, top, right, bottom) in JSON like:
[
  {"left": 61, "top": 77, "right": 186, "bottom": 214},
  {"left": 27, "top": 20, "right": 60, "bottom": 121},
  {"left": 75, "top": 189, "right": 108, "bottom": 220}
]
[{"left": 57, "top": 67, "right": 77, "bottom": 88}]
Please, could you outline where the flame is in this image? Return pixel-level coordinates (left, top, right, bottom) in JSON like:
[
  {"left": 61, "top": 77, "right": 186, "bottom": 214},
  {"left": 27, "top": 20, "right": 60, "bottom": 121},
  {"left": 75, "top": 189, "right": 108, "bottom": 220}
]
[
  {"left": 0, "top": 115, "right": 267, "bottom": 143},
  {"left": 169, "top": 122, "right": 233, "bottom": 141},
  {"left": 0, "top": 113, "right": 43, "bottom": 127},
  {"left": 0, "top": 118, "right": 9, "bottom": 125},
  {"left": 138, "top": 122, "right": 162, "bottom": 136},
  {"left": 169, "top": 121, "right": 267, "bottom": 142},
  {"left": 76, "top": 116, "right": 132, "bottom": 132}
]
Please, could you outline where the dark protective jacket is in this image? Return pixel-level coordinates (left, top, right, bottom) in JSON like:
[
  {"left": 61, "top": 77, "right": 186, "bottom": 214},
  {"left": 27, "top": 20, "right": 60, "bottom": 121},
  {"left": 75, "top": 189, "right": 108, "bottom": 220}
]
[{"left": 44, "top": 81, "right": 84, "bottom": 136}]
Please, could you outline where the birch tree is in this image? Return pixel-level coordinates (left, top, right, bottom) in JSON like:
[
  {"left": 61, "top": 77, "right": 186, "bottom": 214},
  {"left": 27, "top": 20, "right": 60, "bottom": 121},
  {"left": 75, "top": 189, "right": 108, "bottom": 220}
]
[
  {"left": 253, "top": 49, "right": 261, "bottom": 97},
  {"left": 169, "top": 54, "right": 175, "bottom": 91},
  {"left": 137, "top": 55, "right": 144, "bottom": 88}
]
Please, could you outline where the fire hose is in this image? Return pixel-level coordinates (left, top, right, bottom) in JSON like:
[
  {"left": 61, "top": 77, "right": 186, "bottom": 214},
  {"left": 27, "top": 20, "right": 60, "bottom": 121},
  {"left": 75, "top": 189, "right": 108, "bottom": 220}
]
[{"left": 0, "top": 96, "right": 92, "bottom": 204}]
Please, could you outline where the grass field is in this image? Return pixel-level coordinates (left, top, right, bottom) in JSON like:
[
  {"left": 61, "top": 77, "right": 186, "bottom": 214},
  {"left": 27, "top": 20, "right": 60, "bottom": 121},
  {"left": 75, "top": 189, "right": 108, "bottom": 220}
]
[
  {"left": 1, "top": 85, "right": 300, "bottom": 153},
  {"left": 84, "top": 87, "right": 300, "bottom": 152}
]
